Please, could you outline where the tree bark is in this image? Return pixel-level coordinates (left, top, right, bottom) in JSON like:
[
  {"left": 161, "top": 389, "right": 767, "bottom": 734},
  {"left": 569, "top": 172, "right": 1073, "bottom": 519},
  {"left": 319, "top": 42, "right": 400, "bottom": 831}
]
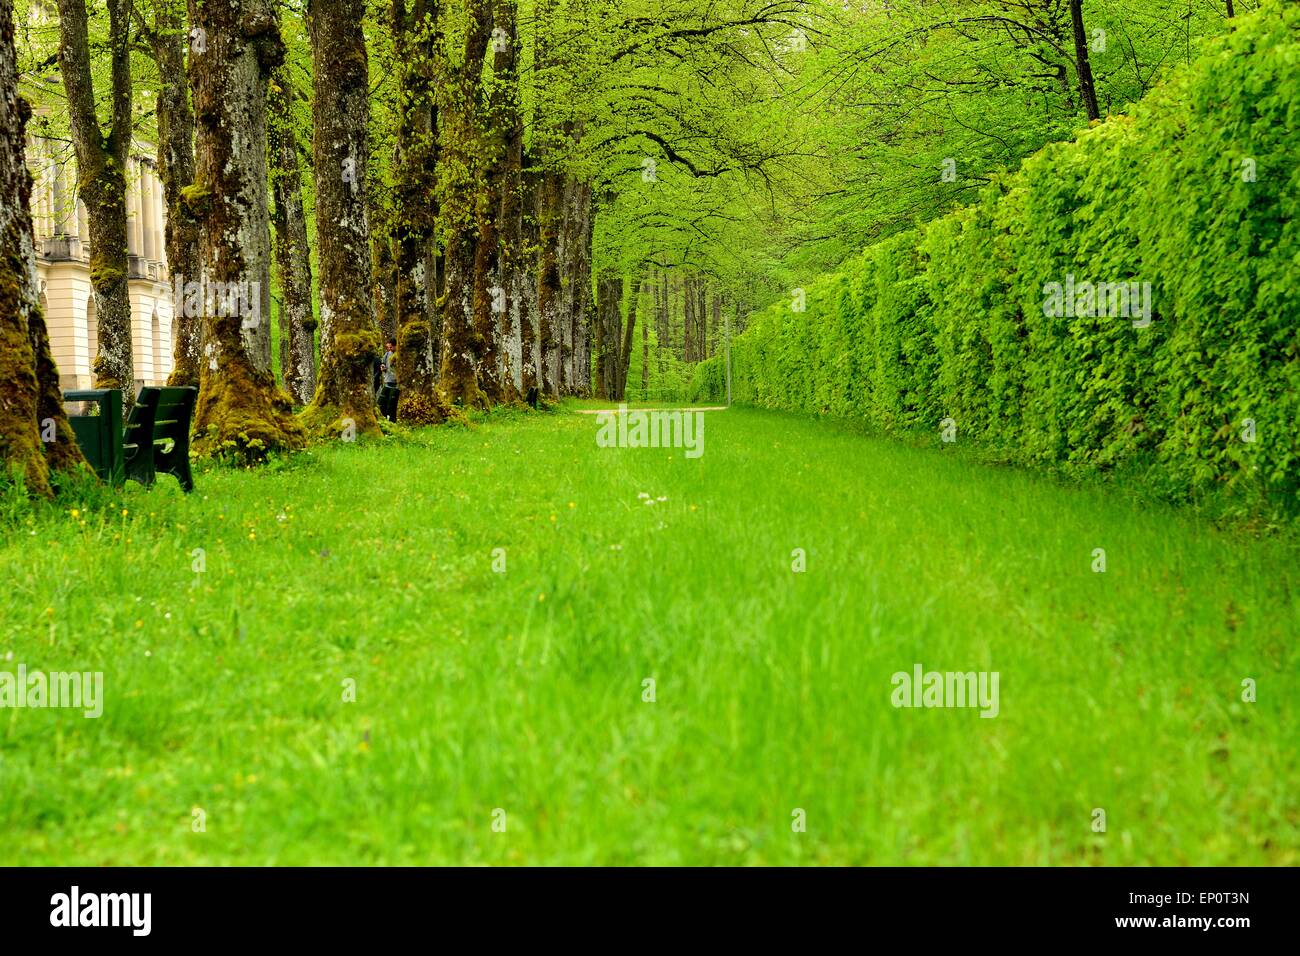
[
  {"left": 536, "top": 169, "right": 563, "bottom": 398},
  {"left": 303, "top": 0, "right": 383, "bottom": 434},
  {"left": 1069, "top": 0, "right": 1101, "bottom": 122},
  {"left": 683, "top": 275, "right": 696, "bottom": 363},
  {"left": 1, "top": 0, "right": 88, "bottom": 494},
  {"left": 267, "top": 64, "right": 317, "bottom": 405},
  {"left": 372, "top": 232, "right": 396, "bottom": 343},
  {"left": 696, "top": 282, "right": 707, "bottom": 360},
  {"left": 640, "top": 289, "right": 648, "bottom": 396},
  {"left": 436, "top": 0, "right": 492, "bottom": 408},
  {"left": 568, "top": 178, "right": 593, "bottom": 396},
  {"left": 594, "top": 273, "right": 622, "bottom": 400},
  {"left": 518, "top": 159, "right": 541, "bottom": 394},
  {"left": 494, "top": 0, "right": 525, "bottom": 398},
  {"left": 533, "top": 0, "right": 562, "bottom": 398},
  {"left": 187, "top": 0, "right": 304, "bottom": 459},
  {"left": 140, "top": 0, "right": 203, "bottom": 388},
  {"left": 389, "top": 0, "right": 448, "bottom": 422},
  {"left": 557, "top": 177, "right": 576, "bottom": 393},
  {"left": 656, "top": 270, "right": 668, "bottom": 378},
  {"left": 54, "top": 0, "right": 135, "bottom": 398},
  {"left": 617, "top": 274, "right": 641, "bottom": 400},
  {"left": 471, "top": 137, "right": 505, "bottom": 402}
]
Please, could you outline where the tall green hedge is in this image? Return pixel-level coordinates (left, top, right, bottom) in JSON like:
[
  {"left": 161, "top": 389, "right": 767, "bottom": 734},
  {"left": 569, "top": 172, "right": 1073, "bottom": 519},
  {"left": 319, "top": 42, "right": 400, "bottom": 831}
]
[{"left": 693, "top": 4, "right": 1300, "bottom": 518}]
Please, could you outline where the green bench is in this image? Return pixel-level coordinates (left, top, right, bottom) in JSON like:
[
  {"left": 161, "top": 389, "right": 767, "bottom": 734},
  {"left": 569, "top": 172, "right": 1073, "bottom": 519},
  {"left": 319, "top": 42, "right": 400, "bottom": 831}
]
[{"left": 63, "top": 386, "right": 197, "bottom": 492}]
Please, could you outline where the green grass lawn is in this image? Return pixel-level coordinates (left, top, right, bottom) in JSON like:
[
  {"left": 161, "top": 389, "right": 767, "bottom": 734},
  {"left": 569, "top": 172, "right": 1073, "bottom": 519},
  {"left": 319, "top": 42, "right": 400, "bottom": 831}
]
[{"left": 1, "top": 402, "right": 1295, "bottom": 865}]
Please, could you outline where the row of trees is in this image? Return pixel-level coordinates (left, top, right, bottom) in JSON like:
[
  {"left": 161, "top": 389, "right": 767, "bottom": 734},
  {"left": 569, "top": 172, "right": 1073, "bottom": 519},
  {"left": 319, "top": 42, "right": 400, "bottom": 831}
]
[
  {"left": 3, "top": 0, "right": 1245, "bottom": 488},
  {"left": 12, "top": 0, "right": 817, "bottom": 468}
]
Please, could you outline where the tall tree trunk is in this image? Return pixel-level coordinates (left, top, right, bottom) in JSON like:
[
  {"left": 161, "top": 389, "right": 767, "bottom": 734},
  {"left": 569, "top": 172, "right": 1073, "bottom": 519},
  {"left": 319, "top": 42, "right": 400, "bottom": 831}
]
[
  {"left": 436, "top": 0, "right": 492, "bottom": 408},
  {"left": 533, "top": 0, "right": 562, "bottom": 398},
  {"left": 494, "top": 0, "right": 525, "bottom": 398},
  {"left": 710, "top": 292, "right": 721, "bottom": 362},
  {"left": 556, "top": 177, "right": 576, "bottom": 393},
  {"left": 657, "top": 271, "right": 668, "bottom": 378},
  {"left": 569, "top": 178, "right": 593, "bottom": 396},
  {"left": 617, "top": 274, "right": 640, "bottom": 401},
  {"left": 683, "top": 275, "right": 695, "bottom": 363},
  {"left": 518, "top": 160, "right": 541, "bottom": 394},
  {"left": 187, "top": 0, "right": 303, "bottom": 459},
  {"left": 471, "top": 148, "right": 505, "bottom": 402},
  {"left": 140, "top": 0, "right": 203, "bottom": 388},
  {"left": 268, "top": 64, "right": 316, "bottom": 405},
  {"left": 594, "top": 273, "right": 622, "bottom": 400},
  {"left": 640, "top": 290, "right": 648, "bottom": 396},
  {"left": 536, "top": 170, "right": 562, "bottom": 398},
  {"left": 392, "top": 0, "right": 448, "bottom": 422},
  {"left": 303, "top": 0, "right": 382, "bottom": 434},
  {"left": 55, "top": 0, "right": 135, "bottom": 399},
  {"left": 372, "top": 232, "right": 396, "bottom": 342},
  {"left": 470, "top": 5, "right": 511, "bottom": 403},
  {"left": 1069, "top": 0, "right": 1101, "bottom": 121},
  {"left": 1, "top": 0, "right": 87, "bottom": 494},
  {"left": 593, "top": 275, "right": 606, "bottom": 400},
  {"left": 697, "top": 282, "right": 707, "bottom": 360}
]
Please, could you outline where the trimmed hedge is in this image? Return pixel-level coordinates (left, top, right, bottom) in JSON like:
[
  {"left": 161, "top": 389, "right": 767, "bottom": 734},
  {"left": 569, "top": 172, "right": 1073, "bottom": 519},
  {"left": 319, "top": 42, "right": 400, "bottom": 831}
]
[{"left": 694, "top": 4, "right": 1300, "bottom": 519}]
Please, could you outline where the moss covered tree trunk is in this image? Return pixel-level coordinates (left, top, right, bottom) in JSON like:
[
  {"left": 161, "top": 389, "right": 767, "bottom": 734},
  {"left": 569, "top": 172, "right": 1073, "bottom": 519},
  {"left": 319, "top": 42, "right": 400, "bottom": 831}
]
[
  {"left": 533, "top": 0, "right": 562, "bottom": 399},
  {"left": 657, "top": 270, "right": 668, "bottom": 377},
  {"left": 472, "top": 12, "right": 510, "bottom": 405},
  {"left": 371, "top": 235, "right": 396, "bottom": 342},
  {"left": 187, "top": 0, "right": 304, "bottom": 460},
  {"left": 141, "top": 0, "right": 203, "bottom": 388},
  {"left": 556, "top": 177, "right": 575, "bottom": 393},
  {"left": 302, "top": 0, "right": 382, "bottom": 435},
  {"left": 493, "top": 0, "right": 524, "bottom": 398},
  {"left": 535, "top": 169, "right": 563, "bottom": 399},
  {"left": 570, "top": 179, "right": 593, "bottom": 396},
  {"left": 518, "top": 163, "right": 541, "bottom": 394},
  {"left": 435, "top": 0, "right": 491, "bottom": 409},
  {"left": 268, "top": 65, "right": 317, "bottom": 406},
  {"left": 54, "top": 0, "right": 134, "bottom": 398},
  {"left": 1, "top": 0, "right": 87, "bottom": 494},
  {"left": 389, "top": 0, "right": 448, "bottom": 422}
]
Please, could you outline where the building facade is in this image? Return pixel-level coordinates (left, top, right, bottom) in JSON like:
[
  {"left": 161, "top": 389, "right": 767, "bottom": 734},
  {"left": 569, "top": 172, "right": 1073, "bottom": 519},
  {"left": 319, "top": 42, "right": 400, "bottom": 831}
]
[{"left": 27, "top": 136, "right": 175, "bottom": 391}]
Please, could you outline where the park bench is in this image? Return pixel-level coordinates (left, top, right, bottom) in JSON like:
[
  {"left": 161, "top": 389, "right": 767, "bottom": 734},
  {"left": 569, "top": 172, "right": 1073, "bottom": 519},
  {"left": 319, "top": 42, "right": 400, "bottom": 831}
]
[{"left": 62, "top": 386, "right": 197, "bottom": 492}]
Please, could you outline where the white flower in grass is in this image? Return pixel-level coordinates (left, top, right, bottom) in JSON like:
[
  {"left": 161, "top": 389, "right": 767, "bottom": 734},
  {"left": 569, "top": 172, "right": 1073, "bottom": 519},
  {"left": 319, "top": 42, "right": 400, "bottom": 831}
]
[
  {"left": 637, "top": 492, "right": 650, "bottom": 500},
  {"left": 656, "top": 496, "right": 668, "bottom": 502}
]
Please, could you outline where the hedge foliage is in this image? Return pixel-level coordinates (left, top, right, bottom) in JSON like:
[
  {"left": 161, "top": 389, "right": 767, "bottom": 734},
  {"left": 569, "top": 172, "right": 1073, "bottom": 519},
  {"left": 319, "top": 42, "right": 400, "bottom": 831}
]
[{"left": 693, "top": 4, "right": 1300, "bottom": 519}]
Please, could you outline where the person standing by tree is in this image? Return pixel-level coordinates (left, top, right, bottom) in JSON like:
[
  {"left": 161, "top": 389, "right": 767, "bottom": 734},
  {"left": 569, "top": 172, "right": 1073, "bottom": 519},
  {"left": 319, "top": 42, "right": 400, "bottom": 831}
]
[{"left": 378, "top": 338, "right": 399, "bottom": 422}]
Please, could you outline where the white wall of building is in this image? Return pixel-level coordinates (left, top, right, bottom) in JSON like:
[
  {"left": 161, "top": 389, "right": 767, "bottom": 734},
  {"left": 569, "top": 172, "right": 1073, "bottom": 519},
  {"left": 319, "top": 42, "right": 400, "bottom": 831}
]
[{"left": 29, "top": 137, "right": 175, "bottom": 391}]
